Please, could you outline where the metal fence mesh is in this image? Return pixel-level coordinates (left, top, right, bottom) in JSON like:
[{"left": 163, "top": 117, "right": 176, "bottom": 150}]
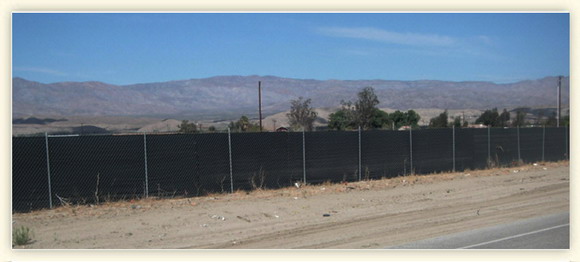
[
  {"left": 305, "top": 131, "right": 359, "bottom": 184},
  {"left": 412, "top": 128, "right": 454, "bottom": 174},
  {"left": 231, "top": 132, "right": 300, "bottom": 191},
  {"left": 12, "top": 126, "right": 569, "bottom": 212},
  {"left": 13, "top": 137, "right": 49, "bottom": 212},
  {"left": 361, "top": 130, "right": 410, "bottom": 179},
  {"left": 146, "top": 133, "right": 231, "bottom": 198},
  {"left": 48, "top": 135, "right": 146, "bottom": 206}
]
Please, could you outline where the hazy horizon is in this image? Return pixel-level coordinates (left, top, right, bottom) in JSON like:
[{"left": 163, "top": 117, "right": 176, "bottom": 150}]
[{"left": 12, "top": 74, "right": 569, "bottom": 86}]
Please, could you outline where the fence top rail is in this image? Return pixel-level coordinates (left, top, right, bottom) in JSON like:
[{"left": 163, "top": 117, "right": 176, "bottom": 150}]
[
  {"left": 13, "top": 126, "right": 569, "bottom": 138},
  {"left": 47, "top": 134, "right": 80, "bottom": 138}
]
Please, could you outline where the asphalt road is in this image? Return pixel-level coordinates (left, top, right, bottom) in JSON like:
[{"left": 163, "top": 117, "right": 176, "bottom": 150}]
[{"left": 386, "top": 212, "right": 569, "bottom": 249}]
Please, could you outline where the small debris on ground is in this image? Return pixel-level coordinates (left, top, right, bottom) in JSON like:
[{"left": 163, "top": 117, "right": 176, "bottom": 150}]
[
  {"left": 210, "top": 215, "right": 226, "bottom": 221},
  {"left": 323, "top": 214, "right": 331, "bottom": 217},
  {"left": 236, "top": 216, "right": 251, "bottom": 223}
]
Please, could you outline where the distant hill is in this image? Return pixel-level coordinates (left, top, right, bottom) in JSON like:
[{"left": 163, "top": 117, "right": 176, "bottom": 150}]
[
  {"left": 12, "top": 75, "right": 569, "bottom": 117},
  {"left": 12, "top": 117, "right": 67, "bottom": 125}
]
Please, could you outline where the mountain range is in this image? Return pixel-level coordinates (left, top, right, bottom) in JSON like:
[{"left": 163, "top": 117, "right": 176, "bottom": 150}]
[{"left": 12, "top": 75, "right": 570, "bottom": 118}]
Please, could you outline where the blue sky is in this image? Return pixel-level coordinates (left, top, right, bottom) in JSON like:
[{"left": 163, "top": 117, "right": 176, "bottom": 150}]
[{"left": 13, "top": 13, "right": 569, "bottom": 85}]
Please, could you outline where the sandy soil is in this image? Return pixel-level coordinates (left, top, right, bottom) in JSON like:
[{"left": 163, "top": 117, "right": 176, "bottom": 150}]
[{"left": 12, "top": 161, "right": 569, "bottom": 249}]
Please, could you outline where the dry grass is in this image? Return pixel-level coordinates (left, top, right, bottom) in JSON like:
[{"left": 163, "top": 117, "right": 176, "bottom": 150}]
[{"left": 18, "top": 160, "right": 567, "bottom": 220}]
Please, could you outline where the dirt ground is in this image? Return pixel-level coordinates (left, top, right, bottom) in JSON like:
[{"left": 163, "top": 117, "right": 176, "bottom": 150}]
[{"left": 12, "top": 161, "right": 569, "bottom": 249}]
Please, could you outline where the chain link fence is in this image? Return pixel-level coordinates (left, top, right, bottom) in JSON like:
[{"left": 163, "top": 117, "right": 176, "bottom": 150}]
[{"left": 13, "top": 126, "right": 569, "bottom": 212}]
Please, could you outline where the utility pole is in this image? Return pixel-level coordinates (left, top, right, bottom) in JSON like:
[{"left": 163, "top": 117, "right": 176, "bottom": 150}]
[
  {"left": 557, "top": 76, "right": 562, "bottom": 127},
  {"left": 258, "top": 81, "right": 263, "bottom": 132}
]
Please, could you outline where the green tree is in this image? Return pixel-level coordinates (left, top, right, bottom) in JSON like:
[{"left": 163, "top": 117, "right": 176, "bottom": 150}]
[
  {"left": 208, "top": 126, "right": 216, "bottom": 132},
  {"left": 429, "top": 110, "right": 449, "bottom": 128},
  {"left": 328, "top": 106, "right": 390, "bottom": 131},
  {"left": 389, "top": 110, "right": 406, "bottom": 129},
  {"left": 354, "top": 87, "right": 380, "bottom": 129},
  {"left": 475, "top": 108, "right": 500, "bottom": 127},
  {"left": 328, "top": 109, "right": 353, "bottom": 131},
  {"left": 228, "top": 116, "right": 257, "bottom": 132},
  {"left": 231, "top": 115, "right": 258, "bottom": 132},
  {"left": 512, "top": 110, "right": 526, "bottom": 127},
  {"left": 405, "top": 110, "right": 421, "bottom": 128},
  {"left": 328, "top": 87, "right": 383, "bottom": 130},
  {"left": 178, "top": 120, "right": 197, "bottom": 134},
  {"left": 287, "top": 97, "right": 318, "bottom": 131},
  {"left": 238, "top": 116, "right": 251, "bottom": 131},
  {"left": 452, "top": 116, "right": 465, "bottom": 128},
  {"left": 498, "top": 109, "right": 511, "bottom": 127},
  {"left": 370, "top": 109, "right": 391, "bottom": 129},
  {"left": 387, "top": 110, "right": 420, "bottom": 129}
]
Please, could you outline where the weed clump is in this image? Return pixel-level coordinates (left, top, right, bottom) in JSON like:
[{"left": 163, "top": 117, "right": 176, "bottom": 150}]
[{"left": 13, "top": 226, "right": 33, "bottom": 246}]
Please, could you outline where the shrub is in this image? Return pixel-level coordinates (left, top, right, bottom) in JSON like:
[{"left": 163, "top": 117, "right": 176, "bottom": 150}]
[{"left": 13, "top": 226, "right": 33, "bottom": 246}]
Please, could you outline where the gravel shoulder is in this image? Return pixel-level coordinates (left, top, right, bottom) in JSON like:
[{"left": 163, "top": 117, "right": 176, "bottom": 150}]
[{"left": 12, "top": 161, "right": 569, "bottom": 249}]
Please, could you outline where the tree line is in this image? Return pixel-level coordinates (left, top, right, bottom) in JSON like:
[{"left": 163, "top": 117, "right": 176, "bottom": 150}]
[
  {"left": 178, "top": 86, "right": 569, "bottom": 133},
  {"left": 289, "top": 87, "right": 420, "bottom": 131}
]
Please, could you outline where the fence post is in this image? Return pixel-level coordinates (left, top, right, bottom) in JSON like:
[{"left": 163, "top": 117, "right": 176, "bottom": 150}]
[
  {"left": 44, "top": 132, "right": 53, "bottom": 209},
  {"left": 302, "top": 128, "right": 306, "bottom": 184},
  {"left": 487, "top": 126, "right": 491, "bottom": 163},
  {"left": 358, "top": 126, "right": 362, "bottom": 181},
  {"left": 565, "top": 126, "right": 568, "bottom": 160},
  {"left": 143, "top": 132, "right": 149, "bottom": 198},
  {"left": 517, "top": 126, "right": 521, "bottom": 162},
  {"left": 409, "top": 126, "right": 413, "bottom": 175},
  {"left": 228, "top": 128, "right": 234, "bottom": 193},
  {"left": 452, "top": 125, "right": 456, "bottom": 172},
  {"left": 542, "top": 125, "right": 545, "bottom": 162}
]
